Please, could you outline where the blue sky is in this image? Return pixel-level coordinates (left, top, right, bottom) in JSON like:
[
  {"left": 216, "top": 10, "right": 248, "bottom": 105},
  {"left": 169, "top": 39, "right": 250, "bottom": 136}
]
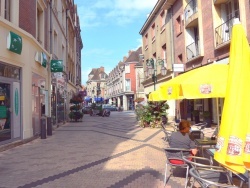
[{"left": 74, "top": 0, "right": 158, "bottom": 84}]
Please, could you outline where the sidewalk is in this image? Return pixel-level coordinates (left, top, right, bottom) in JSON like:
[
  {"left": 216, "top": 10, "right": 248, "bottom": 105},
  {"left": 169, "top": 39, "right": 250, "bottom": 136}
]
[{"left": 0, "top": 111, "right": 188, "bottom": 188}]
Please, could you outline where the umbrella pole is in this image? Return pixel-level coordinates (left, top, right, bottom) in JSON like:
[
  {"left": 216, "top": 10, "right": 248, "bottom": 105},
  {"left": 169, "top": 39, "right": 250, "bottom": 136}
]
[{"left": 216, "top": 98, "right": 220, "bottom": 132}]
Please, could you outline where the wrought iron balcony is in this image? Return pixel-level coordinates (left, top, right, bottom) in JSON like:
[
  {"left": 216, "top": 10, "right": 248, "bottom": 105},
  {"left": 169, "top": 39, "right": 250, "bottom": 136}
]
[
  {"left": 186, "top": 41, "right": 200, "bottom": 61},
  {"left": 215, "top": 17, "right": 236, "bottom": 47},
  {"left": 184, "top": 0, "right": 198, "bottom": 21}
]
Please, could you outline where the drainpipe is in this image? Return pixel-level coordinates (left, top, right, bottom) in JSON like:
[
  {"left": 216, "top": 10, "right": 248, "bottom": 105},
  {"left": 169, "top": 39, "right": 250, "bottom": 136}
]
[{"left": 65, "top": 8, "right": 69, "bottom": 121}]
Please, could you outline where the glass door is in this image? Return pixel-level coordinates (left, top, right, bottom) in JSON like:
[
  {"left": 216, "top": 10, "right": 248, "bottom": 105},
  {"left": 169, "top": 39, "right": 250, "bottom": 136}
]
[{"left": 0, "top": 83, "right": 11, "bottom": 142}]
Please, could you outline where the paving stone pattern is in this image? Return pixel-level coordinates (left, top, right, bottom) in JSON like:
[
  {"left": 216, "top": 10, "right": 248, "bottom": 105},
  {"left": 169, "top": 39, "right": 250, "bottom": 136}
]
[{"left": 0, "top": 111, "right": 191, "bottom": 188}]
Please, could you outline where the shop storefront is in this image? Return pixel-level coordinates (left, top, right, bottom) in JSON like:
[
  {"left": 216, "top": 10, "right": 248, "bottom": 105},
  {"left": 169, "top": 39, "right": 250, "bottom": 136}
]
[
  {"left": 0, "top": 62, "right": 21, "bottom": 143},
  {"left": 31, "top": 73, "right": 46, "bottom": 136}
]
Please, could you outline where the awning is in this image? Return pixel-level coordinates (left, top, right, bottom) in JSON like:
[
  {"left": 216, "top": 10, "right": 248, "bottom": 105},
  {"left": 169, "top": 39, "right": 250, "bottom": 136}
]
[
  {"left": 84, "top": 96, "right": 92, "bottom": 102},
  {"left": 94, "top": 97, "right": 103, "bottom": 102}
]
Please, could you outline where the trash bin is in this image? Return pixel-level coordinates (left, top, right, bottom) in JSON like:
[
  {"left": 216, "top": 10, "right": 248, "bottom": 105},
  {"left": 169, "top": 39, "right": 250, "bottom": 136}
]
[
  {"left": 40, "top": 117, "right": 46, "bottom": 139},
  {"left": 47, "top": 117, "right": 52, "bottom": 136}
]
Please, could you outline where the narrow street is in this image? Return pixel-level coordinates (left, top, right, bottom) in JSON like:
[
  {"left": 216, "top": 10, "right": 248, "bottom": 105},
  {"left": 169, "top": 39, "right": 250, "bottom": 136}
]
[{"left": 0, "top": 111, "right": 187, "bottom": 188}]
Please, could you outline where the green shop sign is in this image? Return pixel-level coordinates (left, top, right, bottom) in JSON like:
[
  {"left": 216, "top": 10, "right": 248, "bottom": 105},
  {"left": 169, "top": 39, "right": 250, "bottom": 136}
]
[
  {"left": 41, "top": 52, "right": 47, "bottom": 68},
  {"left": 50, "top": 60, "right": 63, "bottom": 72},
  {"left": 7, "top": 31, "right": 22, "bottom": 54}
]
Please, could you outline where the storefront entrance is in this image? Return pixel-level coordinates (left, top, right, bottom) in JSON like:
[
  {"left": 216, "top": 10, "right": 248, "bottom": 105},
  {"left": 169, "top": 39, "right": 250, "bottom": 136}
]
[
  {"left": 0, "top": 80, "right": 21, "bottom": 143},
  {"left": 0, "top": 62, "right": 21, "bottom": 144}
]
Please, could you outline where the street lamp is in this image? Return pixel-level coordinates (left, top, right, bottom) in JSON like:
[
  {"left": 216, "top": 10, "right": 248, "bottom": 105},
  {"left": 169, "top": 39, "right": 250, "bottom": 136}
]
[{"left": 146, "top": 58, "right": 167, "bottom": 90}]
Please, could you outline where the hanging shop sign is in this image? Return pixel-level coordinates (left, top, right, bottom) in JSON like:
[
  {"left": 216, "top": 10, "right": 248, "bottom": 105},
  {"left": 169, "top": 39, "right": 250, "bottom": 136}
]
[
  {"left": 50, "top": 60, "right": 63, "bottom": 72},
  {"left": 7, "top": 31, "right": 22, "bottom": 54},
  {"left": 172, "top": 63, "right": 184, "bottom": 72},
  {"left": 35, "top": 52, "right": 48, "bottom": 68}
]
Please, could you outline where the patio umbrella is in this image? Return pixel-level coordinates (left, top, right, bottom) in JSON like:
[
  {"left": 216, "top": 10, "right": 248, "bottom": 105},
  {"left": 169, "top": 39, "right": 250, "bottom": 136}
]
[
  {"left": 158, "top": 64, "right": 228, "bottom": 100},
  {"left": 181, "top": 64, "right": 228, "bottom": 99},
  {"left": 148, "top": 90, "right": 164, "bottom": 101},
  {"left": 214, "top": 20, "right": 250, "bottom": 175}
]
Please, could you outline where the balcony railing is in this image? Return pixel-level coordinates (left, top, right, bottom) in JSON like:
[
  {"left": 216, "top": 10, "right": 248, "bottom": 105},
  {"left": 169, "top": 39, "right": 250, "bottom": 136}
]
[
  {"left": 215, "top": 17, "right": 236, "bottom": 46},
  {"left": 184, "top": 0, "right": 198, "bottom": 21},
  {"left": 186, "top": 41, "right": 200, "bottom": 61}
]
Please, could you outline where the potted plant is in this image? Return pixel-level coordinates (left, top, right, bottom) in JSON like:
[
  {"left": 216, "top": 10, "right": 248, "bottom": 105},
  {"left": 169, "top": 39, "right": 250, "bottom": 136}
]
[
  {"left": 201, "top": 111, "right": 211, "bottom": 127},
  {"left": 192, "top": 110, "right": 200, "bottom": 124},
  {"left": 69, "top": 94, "right": 83, "bottom": 122}
]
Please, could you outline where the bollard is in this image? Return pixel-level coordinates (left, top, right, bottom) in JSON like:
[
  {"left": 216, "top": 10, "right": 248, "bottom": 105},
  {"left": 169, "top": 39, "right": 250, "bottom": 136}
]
[
  {"left": 40, "top": 117, "right": 46, "bottom": 139},
  {"left": 47, "top": 117, "right": 52, "bottom": 136}
]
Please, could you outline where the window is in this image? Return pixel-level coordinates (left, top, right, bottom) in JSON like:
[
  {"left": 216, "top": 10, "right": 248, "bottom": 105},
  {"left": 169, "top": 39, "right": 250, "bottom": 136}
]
[
  {"left": 53, "top": 30, "right": 58, "bottom": 55},
  {"left": 125, "top": 64, "right": 130, "bottom": 73},
  {"left": 225, "top": 0, "right": 239, "bottom": 20},
  {"left": 62, "top": 6, "right": 65, "bottom": 30},
  {"left": 36, "top": 3, "right": 44, "bottom": 45},
  {"left": 162, "top": 44, "right": 167, "bottom": 67},
  {"left": 4, "top": 0, "right": 10, "bottom": 21},
  {"left": 178, "top": 54, "right": 183, "bottom": 64},
  {"left": 125, "top": 79, "right": 131, "bottom": 91},
  {"left": 151, "top": 23, "right": 155, "bottom": 41},
  {"left": 144, "top": 33, "right": 148, "bottom": 50},
  {"left": 176, "top": 16, "right": 182, "bottom": 35},
  {"left": 160, "top": 10, "right": 166, "bottom": 31}
]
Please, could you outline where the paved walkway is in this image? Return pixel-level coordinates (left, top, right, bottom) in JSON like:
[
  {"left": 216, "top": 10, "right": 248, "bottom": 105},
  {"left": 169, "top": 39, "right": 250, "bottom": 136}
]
[{"left": 0, "top": 111, "right": 191, "bottom": 188}]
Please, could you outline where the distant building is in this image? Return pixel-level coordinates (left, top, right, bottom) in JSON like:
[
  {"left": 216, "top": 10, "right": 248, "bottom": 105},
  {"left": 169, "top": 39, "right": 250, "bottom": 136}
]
[
  {"left": 105, "top": 47, "right": 144, "bottom": 110},
  {"left": 86, "top": 67, "right": 108, "bottom": 103}
]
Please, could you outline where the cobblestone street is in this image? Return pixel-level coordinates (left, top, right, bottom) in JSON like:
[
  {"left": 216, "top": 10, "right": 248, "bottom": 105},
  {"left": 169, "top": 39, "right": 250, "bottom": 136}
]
[{"left": 0, "top": 111, "right": 190, "bottom": 188}]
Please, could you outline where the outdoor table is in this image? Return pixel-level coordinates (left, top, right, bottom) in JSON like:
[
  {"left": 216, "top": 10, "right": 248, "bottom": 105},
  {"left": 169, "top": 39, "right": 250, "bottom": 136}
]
[{"left": 194, "top": 138, "right": 217, "bottom": 156}]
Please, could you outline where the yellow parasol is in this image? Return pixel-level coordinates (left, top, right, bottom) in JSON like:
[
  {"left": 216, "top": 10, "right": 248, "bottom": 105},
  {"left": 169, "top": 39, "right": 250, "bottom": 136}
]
[
  {"left": 214, "top": 20, "right": 250, "bottom": 174},
  {"left": 158, "top": 64, "right": 228, "bottom": 100},
  {"left": 181, "top": 64, "right": 228, "bottom": 99},
  {"left": 148, "top": 90, "right": 164, "bottom": 101}
]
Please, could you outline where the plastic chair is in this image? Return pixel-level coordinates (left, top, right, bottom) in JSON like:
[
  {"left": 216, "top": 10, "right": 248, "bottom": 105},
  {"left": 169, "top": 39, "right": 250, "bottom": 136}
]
[
  {"left": 164, "top": 148, "right": 191, "bottom": 188},
  {"left": 182, "top": 156, "right": 236, "bottom": 187}
]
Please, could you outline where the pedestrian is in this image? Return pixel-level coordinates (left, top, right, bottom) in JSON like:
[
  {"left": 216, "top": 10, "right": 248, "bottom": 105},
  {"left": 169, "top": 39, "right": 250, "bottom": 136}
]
[{"left": 168, "top": 120, "right": 198, "bottom": 158}]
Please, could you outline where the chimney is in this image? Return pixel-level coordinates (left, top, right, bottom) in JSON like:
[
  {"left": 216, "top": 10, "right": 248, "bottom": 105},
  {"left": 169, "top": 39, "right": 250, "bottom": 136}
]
[
  {"left": 123, "top": 56, "right": 127, "bottom": 62},
  {"left": 99, "top": 66, "right": 104, "bottom": 72}
]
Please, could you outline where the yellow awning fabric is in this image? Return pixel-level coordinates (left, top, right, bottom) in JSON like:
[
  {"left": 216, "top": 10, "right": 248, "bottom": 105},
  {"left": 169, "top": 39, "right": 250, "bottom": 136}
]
[
  {"left": 158, "top": 64, "right": 228, "bottom": 100},
  {"left": 214, "top": 20, "right": 250, "bottom": 174},
  {"left": 148, "top": 90, "right": 164, "bottom": 101}
]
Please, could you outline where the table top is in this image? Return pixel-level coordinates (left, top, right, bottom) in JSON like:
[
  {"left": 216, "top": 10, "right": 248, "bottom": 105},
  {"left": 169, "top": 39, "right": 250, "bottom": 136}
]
[{"left": 194, "top": 138, "right": 217, "bottom": 146}]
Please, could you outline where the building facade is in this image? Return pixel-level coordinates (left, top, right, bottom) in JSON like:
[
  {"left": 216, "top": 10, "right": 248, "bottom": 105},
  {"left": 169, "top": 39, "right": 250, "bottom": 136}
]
[
  {"left": 140, "top": 0, "right": 249, "bottom": 123},
  {"left": 0, "top": 0, "right": 82, "bottom": 146},
  {"left": 105, "top": 47, "right": 143, "bottom": 111},
  {"left": 85, "top": 67, "right": 108, "bottom": 104}
]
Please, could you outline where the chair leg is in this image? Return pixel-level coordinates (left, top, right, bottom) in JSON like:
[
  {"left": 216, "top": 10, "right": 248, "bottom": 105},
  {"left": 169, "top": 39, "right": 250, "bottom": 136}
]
[
  {"left": 184, "top": 166, "right": 189, "bottom": 188},
  {"left": 164, "top": 163, "right": 168, "bottom": 186}
]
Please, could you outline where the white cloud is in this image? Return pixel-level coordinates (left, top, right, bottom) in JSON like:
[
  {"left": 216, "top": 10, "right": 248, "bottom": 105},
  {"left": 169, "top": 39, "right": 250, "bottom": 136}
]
[{"left": 75, "top": 0, "right": 158, "bottom": 28}]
